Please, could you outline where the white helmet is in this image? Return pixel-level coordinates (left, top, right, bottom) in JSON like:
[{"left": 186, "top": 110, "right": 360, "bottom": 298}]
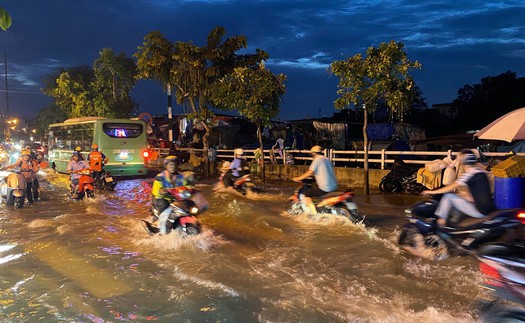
[{"left": 234, "top": 148, "right": 244, "bottom": 155}]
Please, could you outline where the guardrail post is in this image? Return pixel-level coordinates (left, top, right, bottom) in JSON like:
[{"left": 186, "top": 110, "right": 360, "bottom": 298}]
[{"left": 381, "top": 149, "right": 386, "bottom": 169}]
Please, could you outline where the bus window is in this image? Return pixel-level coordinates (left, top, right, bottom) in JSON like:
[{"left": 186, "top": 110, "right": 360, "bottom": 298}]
[{"left": 102, "top": 123, "right": 143, "bottom": 138}]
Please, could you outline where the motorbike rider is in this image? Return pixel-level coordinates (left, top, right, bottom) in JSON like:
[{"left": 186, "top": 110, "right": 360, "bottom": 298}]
[
  {"left": 74, "top": 146, "right": 85, "bottom": 161},
  {"left": 421, "top": 149, "right": 495, "bottom": 227},
  {"left": 292, "top": 145, "right": 338, "bottom": 214},
  {"left": 24, "top": 145, "right": 41, "bottom": 200},
  {"left": 222, "top": 148, "right": 250, "bottom": 188},
  {"left": 24, "top": 145, "right": 37, "bottom": 160},
  {"left": 67, "top": 151, "right": 90, "bottom": 198},
  {"left": 1, "top": 149, "right": 39, "bottom": 203},
  {"left": 150, "top": 155, "right": 186, "bottom": 235},
  {"left": 87, "top": 143, "right": 108, "bottom": 184}
]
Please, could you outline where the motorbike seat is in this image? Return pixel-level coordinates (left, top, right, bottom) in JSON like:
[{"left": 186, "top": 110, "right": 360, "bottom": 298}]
[
  {"left": 319, "top": 191, "right": 344, "bottom": 199},
  {"left": 453, "top": 212, "right": 500, "bottom": 228}
]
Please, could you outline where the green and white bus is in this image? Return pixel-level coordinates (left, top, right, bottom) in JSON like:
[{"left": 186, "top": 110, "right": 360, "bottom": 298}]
[{"left": 48, "top": 117, "right": 149, "bottom": 176}]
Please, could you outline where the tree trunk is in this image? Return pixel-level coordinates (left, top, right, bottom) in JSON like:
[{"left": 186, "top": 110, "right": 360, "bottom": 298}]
[
  {"left": 363, "top": 105, "right": 370, "bottom": 196},
  {"left": 202, "top": 121, "right": 211, "bottom": 178},
  {"left": 112, "top": 73, "right": 117, "bottom": 100},
  {"left": 257, "top": 125, "right": 265, "bottom": 183}
]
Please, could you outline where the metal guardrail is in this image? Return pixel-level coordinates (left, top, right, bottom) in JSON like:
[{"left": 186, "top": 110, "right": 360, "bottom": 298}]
[{"left": 148, "top": 147, "right": 524, "bottom": 170}]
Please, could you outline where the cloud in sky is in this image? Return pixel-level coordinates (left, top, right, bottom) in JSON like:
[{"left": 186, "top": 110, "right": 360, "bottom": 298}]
[{"left": 0, "top": 0, "right": 524, "bottom": 120}]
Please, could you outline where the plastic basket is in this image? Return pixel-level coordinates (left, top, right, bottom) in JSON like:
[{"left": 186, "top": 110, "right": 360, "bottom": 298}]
[{"left": 491, "top": 156, "right": 525, "bottom": 178}]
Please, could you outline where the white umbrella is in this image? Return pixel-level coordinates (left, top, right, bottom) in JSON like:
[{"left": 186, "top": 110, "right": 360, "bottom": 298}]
[{"left": 474, "top": 107, "right": 525, "bottom": 142}]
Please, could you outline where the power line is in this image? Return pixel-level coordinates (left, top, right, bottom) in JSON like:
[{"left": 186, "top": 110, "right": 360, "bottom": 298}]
[{"left": 0, "top": 89, "right": 42, "bottom": 94}]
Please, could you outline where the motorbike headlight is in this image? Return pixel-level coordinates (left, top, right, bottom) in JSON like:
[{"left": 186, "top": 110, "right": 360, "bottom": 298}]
[
  {"left": 180, "top": 190, "right": 191, "bottom": 199},
  {"left": 190, "top": 206, "right": 199, "bottom": 215}
]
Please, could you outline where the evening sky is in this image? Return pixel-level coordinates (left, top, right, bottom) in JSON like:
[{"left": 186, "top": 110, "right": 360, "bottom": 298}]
[{"left": 1, "top": 0, "right": 524, "bottom": 120}]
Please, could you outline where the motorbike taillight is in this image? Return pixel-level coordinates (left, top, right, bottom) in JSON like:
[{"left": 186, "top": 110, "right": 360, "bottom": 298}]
[
  {"left": 480, "top": 262, "right": 504, "bottom": 287},
  {"left": 517, "top": 211, "right": 525, "bottom": 225}
]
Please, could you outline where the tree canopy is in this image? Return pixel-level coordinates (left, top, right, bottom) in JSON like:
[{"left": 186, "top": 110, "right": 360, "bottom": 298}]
[
  {"left": 0, "top": 7, "right": 11, "bottom": 31},
  {"left": 453, "top": 71, "right": 525, "bottom": 131},
  {"left": 42, "top": 49, "right": 137, "bottom": 120},
  {"left": 330, "top": 40, "right": 421, "bottom": 194},
  {"left": 134, "top": 26, "right": 270, "bottom": 151}
]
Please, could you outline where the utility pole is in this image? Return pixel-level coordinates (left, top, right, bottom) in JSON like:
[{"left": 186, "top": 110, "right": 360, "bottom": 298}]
[
  {"left": 4, "top": 52, "right": 8, "bottom": 115},
  {"left": 167, "top": 84, "right": 173, "bottom": 142}
]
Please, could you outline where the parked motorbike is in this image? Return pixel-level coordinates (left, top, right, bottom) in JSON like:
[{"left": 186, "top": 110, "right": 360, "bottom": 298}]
[
  {"left": 477, "top": 242, "right": 525, "bottom": 322},
  {"left": 70, "top": 169, "right": 95, "bottom": 200},
  {"left": 379, "top": 158, "right": 425, "bottom": 194},
  {"left": 286, "top": 177, "right": 360, "bottom": 222},
  {"left": 142, "top": 186, "right": 206, "bottom": 236},
  {"left": 0, "top": 170, "right": 27, "bottom": 208},
  {"left": 398, "top": 198, "right": 525, "bottom": 259}
]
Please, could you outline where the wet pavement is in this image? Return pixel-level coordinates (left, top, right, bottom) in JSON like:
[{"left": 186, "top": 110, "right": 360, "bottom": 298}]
[{"left": 0, "top": 171, "right": 483, "bottom": 322}]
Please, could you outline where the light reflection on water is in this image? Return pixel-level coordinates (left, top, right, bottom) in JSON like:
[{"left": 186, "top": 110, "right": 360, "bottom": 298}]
[{"left": 0, "top": 171, "right": 483, "bottom": 322}]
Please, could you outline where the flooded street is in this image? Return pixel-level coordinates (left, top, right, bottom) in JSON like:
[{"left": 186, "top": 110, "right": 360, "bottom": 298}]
[{"left": 0, "top": 171, "right": 484, "bottom": 322}]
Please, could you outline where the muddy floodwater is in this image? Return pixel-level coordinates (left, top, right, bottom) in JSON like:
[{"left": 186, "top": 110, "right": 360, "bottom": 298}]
[{"left": 0, "top": 171, "right": 485, "bottom": 322}]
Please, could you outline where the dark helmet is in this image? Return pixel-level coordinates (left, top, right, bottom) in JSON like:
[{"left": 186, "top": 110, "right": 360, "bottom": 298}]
[
  {"left": 163, "top": 155, "right": 178, "bottom": 167},
  {"left": 72, "top": 151, "right": 80, "bottom": 157}
]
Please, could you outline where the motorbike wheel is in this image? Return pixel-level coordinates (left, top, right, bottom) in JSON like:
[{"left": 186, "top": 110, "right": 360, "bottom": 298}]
[
  {"left": 86, "top": 190, "right": 95, "bottom": 199},
  {"left": 15, "top": 196, "right": 24, "bottom": 209},
  {"left": 332, "top": 206, "right": 360, "bottom": 223},
  {"left": 424, "top": 234, "right": 449, "bottom": 260},
  {"left": 379, "top": 177, "right": 403, "bottom": 193},
  {"left": 492, "top": 310, "right": 525, "bottom": 323},
  {"left": 184, "top": 224, "right": 201, "bottom": 236},
  {"left": 285, "top": 200, "right": 303, "bottom": 215},
  {"left": 398, "top": 226, "right": 424, "bottom": 248}
]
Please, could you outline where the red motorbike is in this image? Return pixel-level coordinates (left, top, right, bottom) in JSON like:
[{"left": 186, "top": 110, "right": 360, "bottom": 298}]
[
  {"left": 286, "top": 177, "right": 360, "bottom": 222},
  {"left": 477, "top": 242, "right": 525, "bottom": 321},
  {"left": 143, "top": 186, "right": 207, "bottom": 236},
  {"left": 71, "top": 169, "right": 95, "bottom": 200}
]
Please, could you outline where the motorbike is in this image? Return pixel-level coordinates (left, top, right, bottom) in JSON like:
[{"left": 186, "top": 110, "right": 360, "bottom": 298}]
[
  {"left": 142, "top": 186, "right": 206, "bottom": 236},
  {"left": 285, "top": 177, "right": 360, "bottom": 222},
  {"left": 476, "top": 242, "right": 525, "bottom": 322},
  {"left": 70, "top": 169, "right": 96, "bottom": 200},
  {"left": 0, "top": 170, "right": 27, "bottom": 208},
  {"left": 94, "top": 168, "right": 117, "bottom": 190},
  {"left": 398, "top": 198, "right": 525, "bottom": 259},
  {"left": 218, "top": 161, "right": 256, "bottom": 195},
  {"left": 379, "top": 158, "right": 425, "bottom": 194}
]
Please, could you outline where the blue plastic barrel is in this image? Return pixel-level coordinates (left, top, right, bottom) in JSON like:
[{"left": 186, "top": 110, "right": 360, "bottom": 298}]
[{"left": 494, "top": 177, "right": 525, "bottom": 209}]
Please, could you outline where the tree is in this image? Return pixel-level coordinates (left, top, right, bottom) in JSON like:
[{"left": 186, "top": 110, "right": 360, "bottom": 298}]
[
  {"left": 330, "top": 41, "right": 421, "bottom": 195},
  {"left": 42, "top": 49, "right": 137, "bottom": 119},
  {"left": 34, "top": 104, "right": 68, "bottom": 140},
  {"left": 170, "top": 26, "right": 269, "bottom": 151},
  {"left": 93, "top": 48, "right": 138, "bottom": 118},
  {"left": 0, "top": 7, "right": 12, "bottom": 31},
  {"left": 210, "top": 62, "right": 287, "bottom": 181},
  {"left": 453, "top": 71, "right": 525, "bottom": 131},
  {"left": 134, "top": 31, "right": 175, "bottom": 88},
  {"left": 134, "top": 26, "right": 269, "bottom": 174},
  {"left": 47, "top": 70, "right": 96, "bottom": 118}
]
